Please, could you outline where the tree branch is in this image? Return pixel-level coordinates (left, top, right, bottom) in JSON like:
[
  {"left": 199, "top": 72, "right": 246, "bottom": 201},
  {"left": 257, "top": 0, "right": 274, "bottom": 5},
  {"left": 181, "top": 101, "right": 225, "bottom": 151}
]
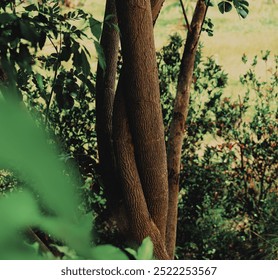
[
  {"left": 179, "top": 0, "right": 191, "bottom": 32},
  {"left": 95, "top": 0, "right": 121, "bottom": 212},
  {"left": 166, "top": 0, "right": 208, "bottom": 259}
]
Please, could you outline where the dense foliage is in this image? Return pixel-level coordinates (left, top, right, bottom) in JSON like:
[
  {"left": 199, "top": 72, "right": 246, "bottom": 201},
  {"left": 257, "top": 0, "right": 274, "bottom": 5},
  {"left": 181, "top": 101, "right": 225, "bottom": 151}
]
[{"left": 158, "top": 35, "right": 277, "bottom": 259}]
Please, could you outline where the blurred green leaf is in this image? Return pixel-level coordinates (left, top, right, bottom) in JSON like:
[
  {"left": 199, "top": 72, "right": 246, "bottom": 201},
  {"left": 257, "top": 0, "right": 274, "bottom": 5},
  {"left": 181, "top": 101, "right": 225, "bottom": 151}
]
[
  {"left": 90, "top": 245, "right": 129, "bottom": 260},
  {"left": 94, "top": 40, "right": 106, "bottom": 71},
  {"left": 137, "top": 237, "right": 154, "bottom": 260}
]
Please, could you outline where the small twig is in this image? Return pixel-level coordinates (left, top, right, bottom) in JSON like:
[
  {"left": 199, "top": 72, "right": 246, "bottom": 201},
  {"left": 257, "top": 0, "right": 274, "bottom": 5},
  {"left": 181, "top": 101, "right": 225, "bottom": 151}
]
[
  {"left": 250, "top": 229, "right": 278, "bottom": 252},
  {"left": 47, "top": 35, "right": 59, "bottom": 53},
  {"left": 238, "top": 94, "right": 243, "bottom": 128},
  {"left": 26, "top": 228, "right": 55, "bottom": 257},
  {"left": 179, "top": 0, "right": 191, "bottom": 32}
]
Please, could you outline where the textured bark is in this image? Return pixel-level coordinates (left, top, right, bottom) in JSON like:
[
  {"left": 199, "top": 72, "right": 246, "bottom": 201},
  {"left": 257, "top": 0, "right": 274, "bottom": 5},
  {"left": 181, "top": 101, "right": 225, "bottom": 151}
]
[
  {"left": 166, "top": 0, "right": 207, "bottom": 259},
  {"left": 115, "top": 0, "right": 168, "bottom": 240},
  {"left": 95, "top": 0, "right": 120, "bottom": 209},
  {"left": 151, "top": 0, "right": 165, "bottom": 23},
  {"left": 113, "top": 76, "right": 169, "bottom": 259}
]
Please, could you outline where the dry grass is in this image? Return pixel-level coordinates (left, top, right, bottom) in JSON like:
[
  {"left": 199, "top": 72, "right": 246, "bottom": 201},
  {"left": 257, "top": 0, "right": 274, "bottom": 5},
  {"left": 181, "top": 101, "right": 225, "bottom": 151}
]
[
  {"left": 88, "top": 0, "right": 277, "bottom": 92},
  {"left": 34, "top": 0, "right": 277, "bottom": 101}
]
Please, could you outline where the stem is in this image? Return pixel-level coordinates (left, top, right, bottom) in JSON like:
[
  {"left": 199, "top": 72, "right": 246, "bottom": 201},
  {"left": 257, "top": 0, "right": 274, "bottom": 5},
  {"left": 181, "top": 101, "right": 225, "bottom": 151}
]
[
  {"left": 179, "top": 0, "right": 191, "bottom": 32},
  {"left": 239, "top": 142, "right": 248, "bottom": 199},
  {"left": 25, "top": 228, "right": 55, "bottom": 257},
  {"left": 166, "top": 0, "right": 208, "bottom": 258}
]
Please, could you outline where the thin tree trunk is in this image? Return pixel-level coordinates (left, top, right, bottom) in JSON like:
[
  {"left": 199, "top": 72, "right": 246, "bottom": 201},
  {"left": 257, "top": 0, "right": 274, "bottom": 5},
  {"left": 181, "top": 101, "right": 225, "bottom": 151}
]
[
  {"left": 115, "top": 0, "right": 168, "bottom": 240},
  {"left": 166, "top": 0, "right": 208, "bottom": 259},
  {"left": 96, "top": 0, "right": 120, "bottom": 209}
]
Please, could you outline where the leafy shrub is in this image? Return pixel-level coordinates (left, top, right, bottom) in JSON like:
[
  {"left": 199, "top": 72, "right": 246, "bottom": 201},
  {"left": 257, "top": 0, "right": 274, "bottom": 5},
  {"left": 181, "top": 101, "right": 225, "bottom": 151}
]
[{"left": 158, "top": 34, "right": 277, "bottom": 259}]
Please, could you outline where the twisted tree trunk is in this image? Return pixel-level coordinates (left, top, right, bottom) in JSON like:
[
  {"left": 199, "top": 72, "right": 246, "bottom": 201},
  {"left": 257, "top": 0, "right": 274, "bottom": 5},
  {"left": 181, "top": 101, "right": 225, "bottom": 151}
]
[
  {"left": 96, "top": 0, "right": 208, "bottom": 259},
  {"left": 112, "top": 0, "right": 169, "bottom": 258}
]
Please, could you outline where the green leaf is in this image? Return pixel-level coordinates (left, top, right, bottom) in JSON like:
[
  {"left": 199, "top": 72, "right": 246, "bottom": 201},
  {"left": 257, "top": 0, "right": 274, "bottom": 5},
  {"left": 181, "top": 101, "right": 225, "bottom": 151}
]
[
  {"left": 218, "top": 1, "right": 233, "bottom": 14},
  {"left": 90, "top": 245, "right": 129, "bottom": 260},
  {"left": 39, "top": 32, "right": 46, "bottom": 49},
  {"left": 111, "top": 23, "right": 120, "bottom": 33},
  {"left": 137, "top": 237, "right": 154, "bottom": 260},
  {"left": 56, "top": 92, "right": 74, "bottom": 110},
  {"left": 35, "top": 73, "right": 44, "bottom": 92},
  {"left": 205, "top": 0, "right": 215, "bottom": 7},
  {"left": 81, "top": 49, "right": 90, "bottom": 77},
  {"left": 0, "top": 101, "right": 80, "bottom": 220},
  {"left": 123, "top": 248, "right": 137, "bottom": 259},
  {"left": 240, "top": 0, "right": 249, "bottom": 6},
  {"left": 24, "top": 4, "right": 38, "bottom": 12},
  {"left": 0, "top": 191, "right": 40, "bottom": 233},
  {"left": 89, "top": 17, "right": 102, "bottom": 41},
  {"left": 60, "top": 46, "right": 72, "bottom": 62},
  {"left": 94, "top": 40, "right": 106, "bottom": 71},
  {"left": 236, "top": 5, "right": 249, "bottom": 18},
  {"left": 0, "top": 13, "right": 17, "bottom": 24},
  {"left": 19, "top": 22, "right": 39, "bottom": 45}
]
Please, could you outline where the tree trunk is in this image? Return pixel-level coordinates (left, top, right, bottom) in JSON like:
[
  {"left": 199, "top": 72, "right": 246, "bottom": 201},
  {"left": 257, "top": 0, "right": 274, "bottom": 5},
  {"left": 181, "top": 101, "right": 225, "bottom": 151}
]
[
  {"left": 110, "top": 0, "right": 169, "bottom": 259},
  {"left": 113, "top": 75, "right": 169, "bottom": 259},
  {"left": 96, "top": 0, "right": 120, "bottom": 210},
  {"left": 115, "top": 0, "right": 168, "bottom": 239},
  {"left": 166, "top": 0, "right": 207, "bottom": 259}
]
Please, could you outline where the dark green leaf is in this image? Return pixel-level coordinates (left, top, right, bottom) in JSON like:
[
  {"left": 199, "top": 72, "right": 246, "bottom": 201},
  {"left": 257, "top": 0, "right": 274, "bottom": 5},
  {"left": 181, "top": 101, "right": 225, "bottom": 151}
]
[
  {"left": 19, "top": 22, "right": 39, "bottom": 45},
  {"left": 0, "top": 13, "right": 17, "bottom": 24},
  {"left": 89, "top": 17, "right": 102, "bottom": 41},
  {"left": 218, "top": 1, "right": 233, "bottom": 14},
  {"left": 237, "top": 7, "right": 248, "bottom": 18},
  {"left": 39, "top": 32, "right": 46, "bottom": 49},
  {"left": 105, "top": 14, "right": 116, "bottom": 21},
  {"left": 60, "top": 46, "right": 72, "bottom": 62},
  {"left": 56, "top": 92, "right": 74, "bottom": 110},
  {"left": 35, "top": 74, "right": 44, "bottom": 92},
  {"left": 24, "top": 4, "right": 38, "bottom": 12},
  {"left": 94, "top": 40, "right": 106, "bottom": 71},
  {"left": 81, "top": 49, "right": 90, "bottom": 77}
]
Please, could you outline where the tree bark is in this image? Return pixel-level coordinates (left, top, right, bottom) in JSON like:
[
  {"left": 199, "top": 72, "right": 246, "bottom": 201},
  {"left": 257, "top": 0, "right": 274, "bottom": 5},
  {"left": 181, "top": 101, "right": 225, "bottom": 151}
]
[
  {"left": 115, "top": 0, "right": 168, "bottom": 240},
  {"left": 95, "top": 0, "right": 120, "bottom": 209},
  {"left": 166, "top": 0, "right": 208, "bottom": 259},
  {"left": 109, "top": 0, "right": 168, "bottom": 258},
  {"left": 113, "top": 75, "right": 169, "bottom": 259},
  {"left": 151, "top": 0, "right": 165, "bottom": 23}
]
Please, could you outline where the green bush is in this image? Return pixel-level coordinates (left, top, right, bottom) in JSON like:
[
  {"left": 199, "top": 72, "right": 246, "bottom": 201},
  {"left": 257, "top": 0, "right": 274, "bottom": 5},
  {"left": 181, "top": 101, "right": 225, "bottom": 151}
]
[{"left": 158, "top": 36, "right": 277, "bottom": 260}]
